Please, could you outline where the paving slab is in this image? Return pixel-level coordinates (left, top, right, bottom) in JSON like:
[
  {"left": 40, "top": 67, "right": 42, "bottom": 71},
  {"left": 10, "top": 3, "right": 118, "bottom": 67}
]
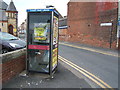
[{"left": 2, "top": 62, "right": 91, "bottom": 89}]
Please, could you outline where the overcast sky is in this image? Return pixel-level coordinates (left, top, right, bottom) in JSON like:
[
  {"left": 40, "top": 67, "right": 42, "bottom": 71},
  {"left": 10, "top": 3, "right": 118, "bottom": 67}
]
[
  {"left": 3, "top": 0, "right": 119, "bottom": 26},
  {"left": 4, "top": 0, "right": 70, "bottom": 26}
]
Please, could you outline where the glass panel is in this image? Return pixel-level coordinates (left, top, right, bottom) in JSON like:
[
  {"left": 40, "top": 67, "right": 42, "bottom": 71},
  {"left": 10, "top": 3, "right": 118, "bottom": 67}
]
[
  {"left": 28, "top": 49, "right": 49, "bottom": 73},
  {"left": 33, "top": 23, "right": 50, "bottom": 43},
  {"left": 28, "top": 13, "right": 51, "bottom": 44}
]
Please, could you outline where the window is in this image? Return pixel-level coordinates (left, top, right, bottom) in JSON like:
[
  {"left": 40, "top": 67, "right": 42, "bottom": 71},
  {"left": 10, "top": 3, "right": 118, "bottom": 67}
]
[
  {"left": 28, "top": 12, "right": 51, "bottom": 44},
  {"left": 8, "top": 13, "right": 9, "bottom": 17},
  {"left": 13, "top": 13, "right": 15, "bottom": 18},
  {"left": 12, "top": 13, "right": 14, "bottom": 18},
  {"left": 10, "top": 13, "right": 12, "bottom": 18},
  {"left": 2, "top": 23, "right": 3, "bottom": 26},
  {"left": 14, "top": 13, "right": 17, "bottom": 18}
]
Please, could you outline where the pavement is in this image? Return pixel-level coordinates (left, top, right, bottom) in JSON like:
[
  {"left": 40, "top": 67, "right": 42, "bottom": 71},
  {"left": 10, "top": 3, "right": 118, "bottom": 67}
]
[
  {"left": 2, "top": 61, "right": 92, "bottom": 89},
  {"left": 2, "top": 41, "right": 118, "bottom": 89}
]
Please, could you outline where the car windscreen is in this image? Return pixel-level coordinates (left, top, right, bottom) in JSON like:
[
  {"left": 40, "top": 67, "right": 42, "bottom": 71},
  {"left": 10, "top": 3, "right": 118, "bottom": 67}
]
[{"left": 0, "top": 32, "right": 18, "bottom": 40}]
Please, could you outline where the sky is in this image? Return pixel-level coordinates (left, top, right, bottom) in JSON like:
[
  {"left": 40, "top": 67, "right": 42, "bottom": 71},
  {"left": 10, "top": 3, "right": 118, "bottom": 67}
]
[{"left": 3, "top": 0, "right": 70, "bottom": 26}]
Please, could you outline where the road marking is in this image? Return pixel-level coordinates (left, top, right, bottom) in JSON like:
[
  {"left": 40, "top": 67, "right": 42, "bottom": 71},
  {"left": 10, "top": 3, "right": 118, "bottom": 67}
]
[
  {"left": 58, "top": 55, "right": 114, "bottom": 89},
  {"left": 60, "top": 43, "right": 118, "bottom": 57}
]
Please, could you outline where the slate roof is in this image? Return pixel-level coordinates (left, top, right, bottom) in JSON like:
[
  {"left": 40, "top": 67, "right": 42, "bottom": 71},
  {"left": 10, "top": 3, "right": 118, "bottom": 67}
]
[
  {"left": 0, "top": 0, "right": 8, "bottom": 10},
  {"left": 0, "top": 10, "right": 7, "bottom": 21},
  {"left": 6, "top": 0, "right": 17, "bottom": 11},
  {"left": 0, "top": 0, "right": 17, "bottom": 21}
]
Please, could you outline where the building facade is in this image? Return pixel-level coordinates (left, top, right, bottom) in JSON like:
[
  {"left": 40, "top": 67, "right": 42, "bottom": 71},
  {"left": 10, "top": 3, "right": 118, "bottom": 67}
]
[
  {"left": 0, "top": 0, "right": 18, "bottom": 36},
  {"left": 66, "top": 2, "right": 118, "bottom": 49},
  {"left": 59, "top": 16, "right": 68, "bottom": 41}
]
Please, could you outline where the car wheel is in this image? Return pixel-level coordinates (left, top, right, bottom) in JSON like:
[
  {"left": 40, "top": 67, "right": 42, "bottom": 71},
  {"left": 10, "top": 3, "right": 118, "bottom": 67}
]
[{"left": 2, "top": 49, "right": 8, "bottom": 54}]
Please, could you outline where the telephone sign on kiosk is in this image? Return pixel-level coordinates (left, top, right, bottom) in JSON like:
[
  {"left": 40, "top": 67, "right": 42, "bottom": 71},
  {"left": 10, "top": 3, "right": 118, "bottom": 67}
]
[{"left": 26, "top": 8, "right": 59, "bottom": 75}]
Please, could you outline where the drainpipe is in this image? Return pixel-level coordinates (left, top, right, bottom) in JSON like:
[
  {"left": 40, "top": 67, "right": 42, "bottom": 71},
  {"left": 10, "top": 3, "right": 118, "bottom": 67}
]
[
  {"left": 117, "top": 1, "right": 120, "bottom": 49},
  {"left": 110, "top": 20, "right": 113, "bottom": 49}
]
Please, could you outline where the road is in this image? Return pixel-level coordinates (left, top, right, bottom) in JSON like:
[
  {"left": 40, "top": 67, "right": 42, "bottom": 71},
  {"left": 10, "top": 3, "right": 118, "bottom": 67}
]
[{"left": 58, "top": 42, "right": 118, "bottom": 88}]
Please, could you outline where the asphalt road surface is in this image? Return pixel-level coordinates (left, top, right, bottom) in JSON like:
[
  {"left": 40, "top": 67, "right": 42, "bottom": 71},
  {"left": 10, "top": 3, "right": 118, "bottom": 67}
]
[{"left": 58, "top": 43, "right": 118, "bottom": 88}]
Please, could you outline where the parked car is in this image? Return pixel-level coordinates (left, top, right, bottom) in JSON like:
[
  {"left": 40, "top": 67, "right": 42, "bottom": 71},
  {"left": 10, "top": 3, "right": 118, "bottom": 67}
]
[{"left": 0, "top": 32, "right": 26, "bottom": 54}]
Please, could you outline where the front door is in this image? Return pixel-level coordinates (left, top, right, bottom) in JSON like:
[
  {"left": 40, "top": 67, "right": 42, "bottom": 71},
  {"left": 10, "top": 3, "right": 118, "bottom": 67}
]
[{"left": 8, "top": 25, "right": 13, "bottom": 35}]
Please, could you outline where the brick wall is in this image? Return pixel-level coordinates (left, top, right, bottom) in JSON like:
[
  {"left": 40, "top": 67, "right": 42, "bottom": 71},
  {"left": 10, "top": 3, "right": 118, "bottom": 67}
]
[
  {"left": 66, "top": 2, "right": 118, "bottom": 49},
  {"left": 59, "top": 28, "right": 68, "bottom": 41},
  {"left": 0, "top": 48, "right": 26, "bottom": 83}
]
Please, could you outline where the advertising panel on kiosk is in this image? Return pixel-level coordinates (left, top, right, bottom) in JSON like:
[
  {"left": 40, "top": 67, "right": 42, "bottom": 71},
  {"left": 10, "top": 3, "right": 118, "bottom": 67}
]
[{"left": 26, "top": 8, "right": 59, "bottom": 76}]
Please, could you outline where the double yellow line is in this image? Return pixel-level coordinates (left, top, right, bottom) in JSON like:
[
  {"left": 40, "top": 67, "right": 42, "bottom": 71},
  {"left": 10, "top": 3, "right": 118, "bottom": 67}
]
[
  {"left": 60, "top": 43, "right": 118, "bottom": 57},
  {"left": 58, "top": 55, "right": 114, "bottom": 89}
]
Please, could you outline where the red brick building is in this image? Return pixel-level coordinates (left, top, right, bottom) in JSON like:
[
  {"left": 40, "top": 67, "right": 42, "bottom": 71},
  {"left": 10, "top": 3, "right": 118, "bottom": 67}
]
[{"left": 65, "top": 2, "right": 118, "bottom": 49}]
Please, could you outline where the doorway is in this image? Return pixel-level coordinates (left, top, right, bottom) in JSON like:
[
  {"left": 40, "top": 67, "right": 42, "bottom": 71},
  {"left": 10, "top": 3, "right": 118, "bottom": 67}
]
[{"left": 8, "top": 25, "right": 13, "bottom": 35}]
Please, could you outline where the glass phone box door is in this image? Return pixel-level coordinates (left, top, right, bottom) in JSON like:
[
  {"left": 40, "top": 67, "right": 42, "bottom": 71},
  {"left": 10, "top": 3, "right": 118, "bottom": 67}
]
[{"left": 27, "top": 12, "right": 51, "bottom": 73}]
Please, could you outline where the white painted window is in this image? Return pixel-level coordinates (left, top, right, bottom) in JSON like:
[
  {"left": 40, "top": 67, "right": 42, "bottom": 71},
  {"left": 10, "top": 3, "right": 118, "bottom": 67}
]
[
  {"left": 10, "top": 13, "right": 12, "bottom": 18},
  {"left": 7, "top": 13, "right": 9, "bottom": 17},
  {"left": 12, "top": 13, "right": 13, "bottom": 18}
]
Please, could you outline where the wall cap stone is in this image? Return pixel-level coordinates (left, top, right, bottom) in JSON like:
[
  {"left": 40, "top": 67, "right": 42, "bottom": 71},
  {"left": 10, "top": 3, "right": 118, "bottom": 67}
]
[{"left": 0, "top": 48, "right": 26, "bottom": 64}]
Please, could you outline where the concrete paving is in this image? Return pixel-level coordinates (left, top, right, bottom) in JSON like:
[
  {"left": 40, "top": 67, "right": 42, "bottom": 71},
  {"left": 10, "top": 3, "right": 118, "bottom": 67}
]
[{"left": 2, "top": 62, "right": 92, "bottom": 89}]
